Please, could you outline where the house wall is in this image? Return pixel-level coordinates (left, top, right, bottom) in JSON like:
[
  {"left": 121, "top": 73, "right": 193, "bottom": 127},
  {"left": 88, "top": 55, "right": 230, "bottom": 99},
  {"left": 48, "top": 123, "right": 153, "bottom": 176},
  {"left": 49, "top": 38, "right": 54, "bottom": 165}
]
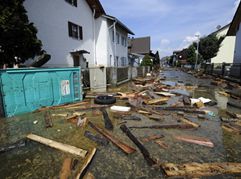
[
  {"left": 233, "top": 23, "right": 241, "bottom": 64},
  {"left": 211, "top": 26, "right": 236, "bottom": 64},
  {"left": 115, "top": 27, "right": 128, "bottom": 67},
  {"left": 95, "top": 17, "right": 108, "bottom": 66},
  {"left": 24, "top": 0, "right": 94, "bottom": 67},
  {"left": 211, "top": 36, "right": 236, "bottom": 63}
]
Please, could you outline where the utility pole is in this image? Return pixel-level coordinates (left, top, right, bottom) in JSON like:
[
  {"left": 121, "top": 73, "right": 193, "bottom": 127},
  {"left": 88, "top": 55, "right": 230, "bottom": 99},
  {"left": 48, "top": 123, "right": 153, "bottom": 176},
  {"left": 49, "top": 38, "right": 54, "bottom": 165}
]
[{"left": 194, "top": 34, "right": 200, "bottom": 70}]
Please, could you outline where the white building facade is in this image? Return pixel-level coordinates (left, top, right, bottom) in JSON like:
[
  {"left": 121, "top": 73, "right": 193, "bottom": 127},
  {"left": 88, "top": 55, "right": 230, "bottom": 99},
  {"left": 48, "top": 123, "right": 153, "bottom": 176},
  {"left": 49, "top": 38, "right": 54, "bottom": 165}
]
[
  {"left": 24, "top": 0, "right": 133, "bottom": 68},
  {"left": 210, "top": 25, "right": 236, "bottom": 64}
]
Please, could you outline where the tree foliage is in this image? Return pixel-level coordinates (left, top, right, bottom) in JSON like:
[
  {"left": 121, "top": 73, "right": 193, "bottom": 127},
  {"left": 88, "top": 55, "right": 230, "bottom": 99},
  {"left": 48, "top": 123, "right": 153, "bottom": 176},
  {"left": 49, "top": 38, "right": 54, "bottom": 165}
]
[
  {"left": 141, "top": 54, "right": 153, "bottom": 67},
  {"left": 0, "top": 0, "right": 42, "bottom": 66},
  {"left": 198, "top": 34, "right": 224, "bottom": 61}
]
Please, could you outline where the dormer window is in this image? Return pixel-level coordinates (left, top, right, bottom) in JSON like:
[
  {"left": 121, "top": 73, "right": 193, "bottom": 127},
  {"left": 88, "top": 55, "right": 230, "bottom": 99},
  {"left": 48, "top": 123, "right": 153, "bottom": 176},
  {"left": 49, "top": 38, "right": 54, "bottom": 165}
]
[{"left": 65, "top": 0, "right": 77, "bottom": 7}]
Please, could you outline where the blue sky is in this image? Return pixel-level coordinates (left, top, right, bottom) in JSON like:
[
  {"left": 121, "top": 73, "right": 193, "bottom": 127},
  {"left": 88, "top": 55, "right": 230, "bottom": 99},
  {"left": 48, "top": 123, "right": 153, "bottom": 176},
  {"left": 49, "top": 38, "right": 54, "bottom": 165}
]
[{"left": 99, "top": 0, "right": 240, "bottom": 58}]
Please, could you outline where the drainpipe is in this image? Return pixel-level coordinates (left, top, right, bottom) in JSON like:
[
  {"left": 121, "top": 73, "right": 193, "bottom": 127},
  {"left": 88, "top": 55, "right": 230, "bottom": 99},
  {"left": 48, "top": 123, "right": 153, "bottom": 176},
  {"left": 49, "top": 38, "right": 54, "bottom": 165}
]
[{"left": 92, "top": 8, "right": 96, "bottom": 65}]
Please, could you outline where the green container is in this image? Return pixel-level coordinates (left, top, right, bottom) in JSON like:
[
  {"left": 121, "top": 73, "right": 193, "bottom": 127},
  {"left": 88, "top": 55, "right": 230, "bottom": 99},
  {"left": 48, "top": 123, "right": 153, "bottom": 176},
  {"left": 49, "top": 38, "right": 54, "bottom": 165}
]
[{"left": 0, "top": 67, "right": 82, "bottom": 117}]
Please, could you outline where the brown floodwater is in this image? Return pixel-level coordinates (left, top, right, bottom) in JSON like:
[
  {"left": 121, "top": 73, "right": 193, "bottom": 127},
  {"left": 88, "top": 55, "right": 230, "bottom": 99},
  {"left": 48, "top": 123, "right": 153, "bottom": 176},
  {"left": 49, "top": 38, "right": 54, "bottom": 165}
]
[{"left": 0, "top": 69, "right": 241, "bottom": 179}]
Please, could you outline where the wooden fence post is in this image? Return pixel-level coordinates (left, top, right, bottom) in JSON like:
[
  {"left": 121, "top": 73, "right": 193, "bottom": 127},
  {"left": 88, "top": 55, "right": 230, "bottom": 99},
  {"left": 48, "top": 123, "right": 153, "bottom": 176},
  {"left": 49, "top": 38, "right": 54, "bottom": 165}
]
[
  {"left": 211, "top": 63, "right": 214, "bottom": 75},
  {"left": 222, "top": 62, "right": 226, "bottom": 77}
]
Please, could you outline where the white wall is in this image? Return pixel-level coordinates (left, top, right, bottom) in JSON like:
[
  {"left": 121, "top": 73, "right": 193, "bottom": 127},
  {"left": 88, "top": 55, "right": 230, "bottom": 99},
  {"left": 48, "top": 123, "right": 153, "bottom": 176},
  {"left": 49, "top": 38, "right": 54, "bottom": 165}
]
[
  {"left": 95, "top": 17, "right": 108, "bottom": 66},
  {"left": 234, "top": 23, "right": 241, "bottom": 64},
  {"left": 211, "top": 36, "right": 236, "bottom": 63},
  {"left": 211, "top": 26, "right": 236, "bottom": 64},
  {"left": 24, "top": 0, "right": 94, "bottom": 67},
  {"left": 115, "top": 27, "right": 128, "bottom": 67}
]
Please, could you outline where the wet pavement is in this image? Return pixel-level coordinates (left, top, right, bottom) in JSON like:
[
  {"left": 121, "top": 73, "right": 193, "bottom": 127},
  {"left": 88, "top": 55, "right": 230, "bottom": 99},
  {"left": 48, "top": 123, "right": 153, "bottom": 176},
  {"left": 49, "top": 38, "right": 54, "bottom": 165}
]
[{"left": 0, "top": 68, "right": 241, "bottom": 178}]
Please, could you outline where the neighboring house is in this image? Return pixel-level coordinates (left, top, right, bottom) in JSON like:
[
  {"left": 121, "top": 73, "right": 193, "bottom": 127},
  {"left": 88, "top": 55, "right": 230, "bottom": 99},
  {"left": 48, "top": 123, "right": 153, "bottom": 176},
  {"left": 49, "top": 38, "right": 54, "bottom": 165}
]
[
  {"left": 24, "top": 0, "right": 134, "bottom": 68},
  {"left": 227, "top": 1, "right": 241, "bottom": 64},
  {"left": 95, "top": 15, "right": 134, "bottom": 67},
  {"left": 128, "top": 36, "right": 151, "bottom": 66},
  {"left": 210, "top": 24, "right": 236, "bottom": 64},
  {"left": 226, "top": 1, "right": 241, "bottom": 77}
]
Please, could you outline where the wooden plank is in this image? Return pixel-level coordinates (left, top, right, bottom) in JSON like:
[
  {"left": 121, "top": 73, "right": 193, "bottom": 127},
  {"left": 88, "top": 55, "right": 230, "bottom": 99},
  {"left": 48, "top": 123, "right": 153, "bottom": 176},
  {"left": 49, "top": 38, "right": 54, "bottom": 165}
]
[
  {"left": 60, "top": 158, "right": 72, "bottom": 179},
  {"left": 155, "top": 140, "right": 169, "bottom": 149},
  {"left": 175, "top": 135, "right": 214, "bottom": 148},
  {"left": 180, "top": 117, "right": 200, "bottom": 128},
  {"left": 140, "top": 134, "right": 164, "bottom": 143},
  {"left": 88, "top": 122, "right": 136, "bottom": 154},
  {"left": 162, "top": 162, "right": 241, "bottom": 177},
  {"left": 75, "top": 148, "right": 96, "bottom": 179},
  {"left": 27, "top": 134, "right": 87, "bottom": 158},
  {"left": 120, "top": 124, "right": 157, "bottom": 167},
  {"left": 129, "top": 124, "right": 195, "bottom": 130}
]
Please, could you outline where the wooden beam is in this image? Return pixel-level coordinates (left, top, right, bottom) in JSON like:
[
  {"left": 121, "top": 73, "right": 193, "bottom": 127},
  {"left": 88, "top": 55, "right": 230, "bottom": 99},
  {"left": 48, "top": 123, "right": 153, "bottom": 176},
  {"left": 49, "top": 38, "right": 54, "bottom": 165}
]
[{"left": 27, "top": 134, "right": 87, "bottom": 158}]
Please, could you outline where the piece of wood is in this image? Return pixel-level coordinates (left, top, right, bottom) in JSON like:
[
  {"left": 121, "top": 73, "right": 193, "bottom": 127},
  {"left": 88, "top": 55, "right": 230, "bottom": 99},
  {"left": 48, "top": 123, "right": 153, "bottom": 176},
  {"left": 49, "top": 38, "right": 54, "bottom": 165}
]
[
  {"left": 60, "top": 158, "right": 72, "bottom": 179},
  {"left": 75, "top": 148, "right": 96, "bottom": 179},
  {"left": 120, "top": 125, "right": 158, "bottom": 167},
  {"left": 84, "top": 131, "right": 109, "bottom": 146},
  {"left": 52, "top": 113, "right": 69, "bottom": 117},
  {"left": 222, "top": 124, "right": 241, "bottom": 134},
  {"left": 123, "top": 115, "right": 141, "bottom": 121},
  {"left": 180, "top": 117, "right": 200, "bottom": 128},
  {"left": 218, "top": 91, "right": 230, "bottom": 97},
  {"left": 148, "top": 114, "right": 164, "bottom": 121},
  {"left": 27, "top": 134, "right": 87, "bottom": 158},
  {"left": 154, "top": 92, "right": 175, "bottom": 97},
  {"left": 153, "top": 106, "right": 206, "bottom": 114},
  {"left": 71, "top": 159, "right": 79, "bottom": 171},
  {"left": 175, "top": 135, "right": 214, "bottom": 148},
  {"left": 162, "top": 162, "right": 241, "bottom": 177},
  {"left": 155, "top": 140, "right": 168, "bottom": 149},
  {"left": 144, "top": 97, "right": 169, "bottom": 105},
  {"left": 88, "top": 122, "right": 136, "bottom": 154},
  {"left": 0, "top": 139, "right": 26, "bottom": 154},
  {"left": 140, "top": 134, "right": 164, "bottom": 143},
  {"left": 83, "top": 172, "right": 95, "bottom": 179},
  {"left": 129, "top": 124, "right": 195, "bottom": 130},
  {"left": 100, "top": 108, "right": 113, "bottom": 130},
  {"left": 227, "top": 101, "right": 241, "bottom": 109}
]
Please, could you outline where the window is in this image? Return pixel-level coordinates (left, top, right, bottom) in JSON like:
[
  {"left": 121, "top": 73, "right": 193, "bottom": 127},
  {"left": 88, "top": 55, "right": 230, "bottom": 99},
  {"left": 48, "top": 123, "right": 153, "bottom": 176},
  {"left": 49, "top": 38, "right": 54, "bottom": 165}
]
[
  {"left": 116, "top": 33, "right": 120, "bottom": 44},
  {"left": 68, "top": 21, "right": 83, "bottom": 40},
  {"left": 121, "top": 57, "right": 126, "bottom": 66},
  {"left": 124, "top": 38, "right": 127, "bottom": 47},
  {"left": 112, "top": 30, "right": 114, "bottom": 42},
  {"left": 65, "top": 0, "right": 77, "bottom": 7},
  {"left": 121, "top": 36, "right": 125, "bottom": 46}
]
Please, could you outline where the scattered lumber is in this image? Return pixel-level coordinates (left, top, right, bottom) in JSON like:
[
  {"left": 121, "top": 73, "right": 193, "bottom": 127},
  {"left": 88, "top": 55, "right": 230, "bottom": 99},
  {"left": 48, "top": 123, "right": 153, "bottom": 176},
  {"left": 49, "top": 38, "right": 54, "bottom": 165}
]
[
  {"left": 144, "top": 97, "right": 169, "bottom": 105},
  {"left": 120, "top": 125, "right": 157, "bottom": 167},
  {"left": 88, "top": 122, "right": 136, "bottom": 154},
  {"left": 155, "top": 140, "right": 168, "bottom": 149},
  {"left": 100, "top": 108, "right": 113, "bottom": 130},
  {"left": 84, "top": 131, "right": 109, "bottom": 146},
  {"left": 162, "top": 162, "right": 241, "bottom": 177},
  {"left": 44, "top": 111, "right": 53, "bottom": 128},
  {"left": 140, "top": 134, "right": 164, "bottom": 143},
  {"left": 75, "top": 148, "right": 96, "bottom": 179},
  {"left": 0, "top": 139, "right": 26, "bottom": 154},
  {"left": 129, "top": 124, "right": 196, "bottom": 130},
  {"left": 26, "top": 134, "right": 87, "bottom": 158},
  {"left": 60, "top": 158, "right": 72, "bottom": 179},
  {"left": 123, "top": 114, "right": 141, "bottom": 121},
  {"left": 153, "top": 106, "right": 206, "bottom": 114},
  {"left": 180, "top": 117, "right": 200, "bottom": 128},
  {"left": 175, "top": 135, "right": 214, "bottom": 148}
]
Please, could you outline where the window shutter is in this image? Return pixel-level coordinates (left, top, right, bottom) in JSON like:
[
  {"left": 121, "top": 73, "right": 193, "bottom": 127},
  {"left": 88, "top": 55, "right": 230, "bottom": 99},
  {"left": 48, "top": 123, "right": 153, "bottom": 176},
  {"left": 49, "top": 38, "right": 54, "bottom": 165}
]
[
  {"left": 79, "top": 26, "right": 83, "bottom": 40},
  {"left": 73, "top": 0, "right": 77, "bottom": 7},
  {"left": 68, "top": 22, "right": 72, "bottom": 37}
]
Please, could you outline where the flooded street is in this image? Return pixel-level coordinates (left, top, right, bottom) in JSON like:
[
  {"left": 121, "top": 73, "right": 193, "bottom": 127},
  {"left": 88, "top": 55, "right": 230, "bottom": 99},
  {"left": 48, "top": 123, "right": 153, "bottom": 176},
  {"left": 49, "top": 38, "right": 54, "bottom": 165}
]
[{"left": 1, "top": 69, "right": 241, "bottom": 178}]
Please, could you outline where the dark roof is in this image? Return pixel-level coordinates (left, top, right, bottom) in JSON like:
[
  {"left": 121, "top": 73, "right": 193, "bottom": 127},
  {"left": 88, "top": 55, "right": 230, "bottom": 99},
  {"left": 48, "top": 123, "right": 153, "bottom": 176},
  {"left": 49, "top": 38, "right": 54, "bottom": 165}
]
[
  {"left": 227, "top": 2, "right": 241, "bottom": 36},
  {"left": 128, "top": 37, "right": 151, "bottom": 54},
  {"left": 104, "top": 15, "right": 135, "bottom": 35},
  {"left": 86, "top": 0, "right": 106, "bottom": 18}
]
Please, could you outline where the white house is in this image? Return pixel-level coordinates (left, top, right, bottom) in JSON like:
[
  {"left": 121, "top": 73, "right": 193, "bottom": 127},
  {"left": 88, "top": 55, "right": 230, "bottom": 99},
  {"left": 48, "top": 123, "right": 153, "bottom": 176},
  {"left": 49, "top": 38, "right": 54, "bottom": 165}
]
[
  {"left": 24, "top": 0, "right": 134, "bottom": 68},
  {"left": 95, "top": 15, "right": 134, "bottom": 67},
  {"left": 227, "top": 1, "right": 241, "bottom": 77},
  {"left": 210, "top": 24, "right": 236, "bottom": 64}
]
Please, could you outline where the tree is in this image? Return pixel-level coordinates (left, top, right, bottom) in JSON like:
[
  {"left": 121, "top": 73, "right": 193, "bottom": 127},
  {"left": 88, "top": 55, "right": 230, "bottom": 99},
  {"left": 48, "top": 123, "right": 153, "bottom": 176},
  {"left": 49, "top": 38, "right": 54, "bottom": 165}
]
[
  {"left": 141, "top": 54, "right": 153, "bottom": 67},
  {"left": 198, "top": 34, "right": 224, "bottom": 61},
  {"left": 186, "top": 45, "right": 196, "bottom": 65},
  {"left": 0, "top": 0, "right": 42, "bottom": 67}
]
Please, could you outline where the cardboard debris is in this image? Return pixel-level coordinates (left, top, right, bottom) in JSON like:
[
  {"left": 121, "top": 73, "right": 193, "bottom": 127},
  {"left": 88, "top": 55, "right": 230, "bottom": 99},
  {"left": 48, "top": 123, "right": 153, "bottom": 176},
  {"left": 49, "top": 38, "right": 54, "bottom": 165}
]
[{"left": 110, "top": 106, "right": 131, "bottom": 112}]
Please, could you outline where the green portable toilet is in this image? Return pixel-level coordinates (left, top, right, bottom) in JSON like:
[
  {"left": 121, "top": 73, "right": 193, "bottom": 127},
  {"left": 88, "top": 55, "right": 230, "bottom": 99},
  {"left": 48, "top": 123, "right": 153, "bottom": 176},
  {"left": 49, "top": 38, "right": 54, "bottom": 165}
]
[{"left": 0, "top": 67, "right": 82, "bottom": 117}]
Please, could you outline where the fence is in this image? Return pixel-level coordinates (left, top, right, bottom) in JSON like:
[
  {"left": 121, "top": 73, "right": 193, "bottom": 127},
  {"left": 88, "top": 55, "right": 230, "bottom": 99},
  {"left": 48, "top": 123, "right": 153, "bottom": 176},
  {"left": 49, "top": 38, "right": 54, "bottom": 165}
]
[
  {"left": 81, "top": 66, "right": 151, "bottom": 90},
  {"left": 204, "top": 63, "right": 241, "bottom": 84}
]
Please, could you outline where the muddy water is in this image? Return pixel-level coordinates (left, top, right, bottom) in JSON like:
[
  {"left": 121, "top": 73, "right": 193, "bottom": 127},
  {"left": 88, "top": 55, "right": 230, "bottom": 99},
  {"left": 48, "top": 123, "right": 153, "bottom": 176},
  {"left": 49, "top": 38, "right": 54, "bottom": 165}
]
[{"left": 0, "top": 69, "right": 241, "bottom": 178}]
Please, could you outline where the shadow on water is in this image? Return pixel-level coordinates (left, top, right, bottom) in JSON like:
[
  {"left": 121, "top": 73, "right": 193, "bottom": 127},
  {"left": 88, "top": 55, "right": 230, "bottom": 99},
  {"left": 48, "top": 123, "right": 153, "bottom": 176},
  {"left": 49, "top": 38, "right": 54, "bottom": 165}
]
[{"left": 0, "top": 69, "right": 241, "bottom": 178}]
